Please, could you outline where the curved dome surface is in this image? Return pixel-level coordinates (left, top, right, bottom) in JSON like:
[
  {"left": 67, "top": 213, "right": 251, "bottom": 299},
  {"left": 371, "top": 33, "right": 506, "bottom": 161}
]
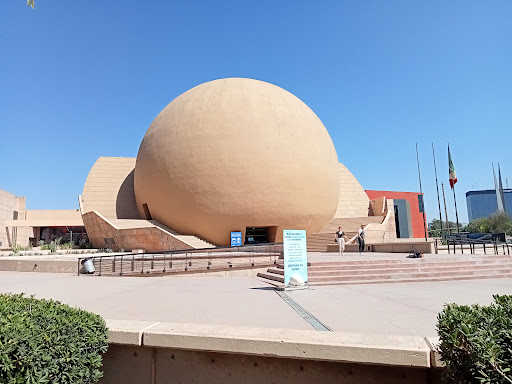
[{"left": 134, "top": 78, "right": 340, "bottom": 246}]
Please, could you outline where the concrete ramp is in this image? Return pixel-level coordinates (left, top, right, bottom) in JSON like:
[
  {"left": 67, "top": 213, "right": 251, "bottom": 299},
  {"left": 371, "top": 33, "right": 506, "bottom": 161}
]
[{"left": 82, "top": 211, "right": 214, "bottom": 252}]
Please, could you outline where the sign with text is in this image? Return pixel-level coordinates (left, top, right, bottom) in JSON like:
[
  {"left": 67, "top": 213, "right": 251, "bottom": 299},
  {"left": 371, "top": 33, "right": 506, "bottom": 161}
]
[
  {"left": 230, "top": 232, "right": 242, "bottom": 247},
  {"left": 283, "top": 229, "right": 308, "bottom": 287}
]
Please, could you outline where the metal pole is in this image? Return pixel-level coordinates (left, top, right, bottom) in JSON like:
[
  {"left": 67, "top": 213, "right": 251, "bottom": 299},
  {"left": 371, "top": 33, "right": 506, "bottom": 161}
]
[
  {"left": 416, "top": 143, "right": 428, "bottom": 241},
  {"left": 452, "top": 185, "right": 461, "bottom": 234},
  {"left": 432, "top": 143, "right": 444, "bottom": 240},
  {"left": 442, "top": 182, "right": 450, "bottom": 253}
]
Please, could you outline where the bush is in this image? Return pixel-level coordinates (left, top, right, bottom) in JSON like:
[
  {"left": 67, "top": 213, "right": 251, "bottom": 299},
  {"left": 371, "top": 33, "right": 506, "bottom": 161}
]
[
  {"left": 10, "top": 244, "right": 23, "bottom": 254},
  {"left": 79, "top": 239, "right": 94, "bottom": 249},
  {"left": 59, "top": 241, "right": 74, "bottom": 250},
  {"left": 40, "top": 241, "right": 57, "bottom": 252},
  {"left": 0, "top": 293, "right": 108, "bottom": 383},
  {"left": 437, "top": 295, "right": 512, "bottom": 383}
]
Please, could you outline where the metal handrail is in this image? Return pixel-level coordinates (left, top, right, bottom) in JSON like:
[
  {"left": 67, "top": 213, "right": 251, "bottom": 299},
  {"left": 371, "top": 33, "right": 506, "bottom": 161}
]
[{"left": 77, "top": 242, "right": 283, "bottom": 276}]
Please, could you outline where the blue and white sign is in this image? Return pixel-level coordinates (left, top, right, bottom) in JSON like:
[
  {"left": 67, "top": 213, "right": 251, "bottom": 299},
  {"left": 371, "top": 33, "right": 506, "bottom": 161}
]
[
  {"left": 230, "top": 232, "right": 242, "bottom": 247},
  {"left": 283, "top": 230, "right": 308, "bottom": 288}
]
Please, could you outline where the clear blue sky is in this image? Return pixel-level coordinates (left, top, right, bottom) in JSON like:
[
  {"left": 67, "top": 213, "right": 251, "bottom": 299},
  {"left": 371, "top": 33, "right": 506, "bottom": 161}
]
[{"left": 1, "top": 1, "right": 511, "bottom": 224}]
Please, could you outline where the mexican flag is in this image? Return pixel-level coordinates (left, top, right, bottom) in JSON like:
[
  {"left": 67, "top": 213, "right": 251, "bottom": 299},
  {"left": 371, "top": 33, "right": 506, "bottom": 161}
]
[{"left": 448, "top": 145, "right": 457, "bottom": 188}]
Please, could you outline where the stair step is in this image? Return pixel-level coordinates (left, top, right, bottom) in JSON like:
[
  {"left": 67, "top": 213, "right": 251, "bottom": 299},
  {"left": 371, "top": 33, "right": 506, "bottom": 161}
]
[
  {"left": 309, "top": 273, "right": 512, "bottom": 286},
  {"left": 308, "top": 261, "right": 512, "bottom": 273},
  {"left": 266, "top": 268, "right": 284, "bottom": 275},
  {"left": 257, "top": 272, "right": 284, "bottom": 283},
  {"left": 309, "top": 268, "right": 512, "bottom": 282}
]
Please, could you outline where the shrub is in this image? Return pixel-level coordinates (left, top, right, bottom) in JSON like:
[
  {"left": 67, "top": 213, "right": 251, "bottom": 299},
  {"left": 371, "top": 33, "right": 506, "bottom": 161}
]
[
  {"left": 37, "top": 240, "right": 45, "bottom": 247},
  {"left": 437, "top": 295, "right": 512, "bottom": 384},
  {"left": 10, "top": 244, "right": 22, "bottom": 254},
  {"left": 0, "top": 293, "right": 108, "bottom": 383},
  {"left": 79, "top": 239, "right": 94, "bottom": 249},
  {"left": 59, "top": 241, "right": 74, "bottom": 250}
]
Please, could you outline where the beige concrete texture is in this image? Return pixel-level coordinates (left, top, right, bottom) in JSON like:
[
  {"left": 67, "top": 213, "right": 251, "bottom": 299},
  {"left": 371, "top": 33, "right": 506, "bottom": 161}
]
[
  {"left": 134, "top": 78, "right": 340, "bottom": 246},
  {"left": 143, "top": 322, "right": 431, "bottom": 367},
  {"left": 334, "top": 163, "right": 370, "bottom": 218},
  {"left": 102, "top": 343, "right": 441, "bottom": 384},
  {"left": 103, "top": 319, "right": 441, "bottom": 384},
  {"left": 82, "top": 157, "right": 139, "bottom": 220},
  {"left": 369, "top": 196, "right": 387, "bottom": 216},
  {"left": 82, "top": 211, "right": 198, "bottom": 252},
  {"left": 0, "top": 189, "right": 31, "bottom": 248},
  {"left": 0, "top": 258, "right": 77, "bottom": 273},
  {"left": 5, "top": 209, "right": 83, "bottom": 227},
  {"left": 363, "top": 199, "right": 398, "bottom": 243}
]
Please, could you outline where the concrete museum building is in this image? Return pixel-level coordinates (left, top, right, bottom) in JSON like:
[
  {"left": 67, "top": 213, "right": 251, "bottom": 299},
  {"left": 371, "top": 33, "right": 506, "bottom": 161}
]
[{"left": 5, "top": 78, "right": 427, "bottom": 252}]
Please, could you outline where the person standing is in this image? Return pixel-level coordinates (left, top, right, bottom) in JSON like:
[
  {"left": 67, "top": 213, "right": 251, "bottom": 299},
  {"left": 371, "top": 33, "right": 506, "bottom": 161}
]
[
  {"left": 357, "top": 225, "right": 365, "bottom": 254},
  {"left": 335, "top": 226, "right": 346, "bottom": 256}
]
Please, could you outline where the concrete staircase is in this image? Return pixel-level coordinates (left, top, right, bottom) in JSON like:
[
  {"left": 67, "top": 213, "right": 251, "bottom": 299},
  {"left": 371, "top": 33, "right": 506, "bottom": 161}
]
[
  {"left": 258, "top": 255, "right": 512, "bottom": 287},
  {"left": 307, "top": 216, "right": 383, "bottom": 252}
]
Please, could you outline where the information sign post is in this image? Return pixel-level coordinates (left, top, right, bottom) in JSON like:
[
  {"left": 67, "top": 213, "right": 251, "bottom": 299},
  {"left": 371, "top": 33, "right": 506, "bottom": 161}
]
[
  {"left": 283, "top": 229, "right": 308, "bottom": 290},
  {"left": 230, "top": 232, "right": 242, "bottom": 247}
]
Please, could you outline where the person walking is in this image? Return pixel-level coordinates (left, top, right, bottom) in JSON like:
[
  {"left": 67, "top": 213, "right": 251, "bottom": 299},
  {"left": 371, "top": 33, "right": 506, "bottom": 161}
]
[
  {"left": 335, "top": 226, "right": 346, "bottom": 256},
  {"left": 357, "top": 225, "right": 365, "bottom": 254}
]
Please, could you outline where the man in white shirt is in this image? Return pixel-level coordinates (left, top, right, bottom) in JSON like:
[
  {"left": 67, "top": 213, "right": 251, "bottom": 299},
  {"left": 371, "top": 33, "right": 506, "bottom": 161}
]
[{"left": 357, "top": 225, "right": 365, "bottom": 255}]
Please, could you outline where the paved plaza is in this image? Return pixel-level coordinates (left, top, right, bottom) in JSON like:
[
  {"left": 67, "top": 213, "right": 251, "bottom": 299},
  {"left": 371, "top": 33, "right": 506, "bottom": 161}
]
[{"left": 1, "top": 265, "right": 511, "bottom": 337}]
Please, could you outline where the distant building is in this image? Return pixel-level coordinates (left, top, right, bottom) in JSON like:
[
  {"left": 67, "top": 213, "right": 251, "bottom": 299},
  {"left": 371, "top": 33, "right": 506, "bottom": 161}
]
[
  {"left": 366, "top": 191, "right": 427, "bottom": 239},
  {"left": 0, "top": 189, "right": 85, "bottom": 248},
  {"left": 466, "top": 189, "right": 512, "bottom": 222}
]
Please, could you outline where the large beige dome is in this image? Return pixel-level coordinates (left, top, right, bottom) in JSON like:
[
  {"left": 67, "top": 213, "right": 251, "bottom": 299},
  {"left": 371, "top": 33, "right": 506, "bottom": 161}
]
[{"left": 134, "top": 78, "right": 340, "bottom": 246}]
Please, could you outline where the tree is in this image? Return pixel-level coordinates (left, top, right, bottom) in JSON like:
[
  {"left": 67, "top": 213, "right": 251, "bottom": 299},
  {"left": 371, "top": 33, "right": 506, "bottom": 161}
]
[
  {"left": 466, "top": 212, "right": 512, "bottom": 234},
  {"left": 428, "top": 219, "right": 464, "bottom": 237},
  {"left": 27, "top": 0, "right": 34, "bottom": 8}
]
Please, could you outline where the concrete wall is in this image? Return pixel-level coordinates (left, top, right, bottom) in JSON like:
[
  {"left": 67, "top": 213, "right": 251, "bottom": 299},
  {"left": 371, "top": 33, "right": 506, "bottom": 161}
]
[
  {"left": 0, "top": 189, "right": 31, "bottom": 248},
  {"left": 82, "top": 211, "right": 194, "bottom": 252},
  {"left": 102, "top": 320, "right": 443, "bottom": 384},
  {"left": 369, "top": 196, "right": 386, "bottom": 217},
  {"left": 26, "top": 209, "right": 82, "bottom": 221},
  {"left": 334, "top": 163, "right": 370, "bottom": 218},
  {"left": 82, "top": 157, "right": 140, "bottom": 220},
  {"left": 363, "top": 199, "right": 398, "bottom": 244}
]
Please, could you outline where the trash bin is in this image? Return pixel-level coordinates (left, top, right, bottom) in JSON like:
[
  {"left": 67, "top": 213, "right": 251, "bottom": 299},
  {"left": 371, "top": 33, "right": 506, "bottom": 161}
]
[{"left": 81, "top": 258, "right": 95, "bottom": 274}]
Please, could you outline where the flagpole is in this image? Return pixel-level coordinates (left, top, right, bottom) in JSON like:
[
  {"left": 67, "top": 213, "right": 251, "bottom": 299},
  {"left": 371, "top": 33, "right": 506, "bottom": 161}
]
[
  {"left": 442, "top": 182, "right": 450, "bottom": 253},
  {"left": 416, "top": 143, "right": 428, "bottom": 241},
  {"left": 452, "top": 186, "right": 460, "bottom": 234},
  {"left": 448, "top": 144, "right": 461, "bottom": 234},
  {"left": 432, "top": 143, "right": 444, "bottom": 240}
]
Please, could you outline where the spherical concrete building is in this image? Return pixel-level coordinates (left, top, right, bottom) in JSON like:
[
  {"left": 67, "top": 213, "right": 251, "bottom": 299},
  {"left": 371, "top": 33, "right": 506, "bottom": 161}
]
[{"left": 134, "top": 78, "right": 340, "bottom": 246}]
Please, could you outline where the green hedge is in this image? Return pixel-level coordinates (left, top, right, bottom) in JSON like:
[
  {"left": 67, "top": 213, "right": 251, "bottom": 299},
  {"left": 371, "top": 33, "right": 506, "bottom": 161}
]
[
  {"left": 437, "top": 295, "right": 512, "bottom": 384},
  {"left": 0, "top": 294, "right": 108, "bottom": 383}
]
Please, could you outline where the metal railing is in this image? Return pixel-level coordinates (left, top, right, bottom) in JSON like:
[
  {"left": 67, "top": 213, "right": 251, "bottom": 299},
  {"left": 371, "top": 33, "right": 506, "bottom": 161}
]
[
  {"left": 434, "top": 238, "right": 510, "bottom": 255},
  {"left": 77, "top": 243, "right": 283, "bottom": 276}
]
